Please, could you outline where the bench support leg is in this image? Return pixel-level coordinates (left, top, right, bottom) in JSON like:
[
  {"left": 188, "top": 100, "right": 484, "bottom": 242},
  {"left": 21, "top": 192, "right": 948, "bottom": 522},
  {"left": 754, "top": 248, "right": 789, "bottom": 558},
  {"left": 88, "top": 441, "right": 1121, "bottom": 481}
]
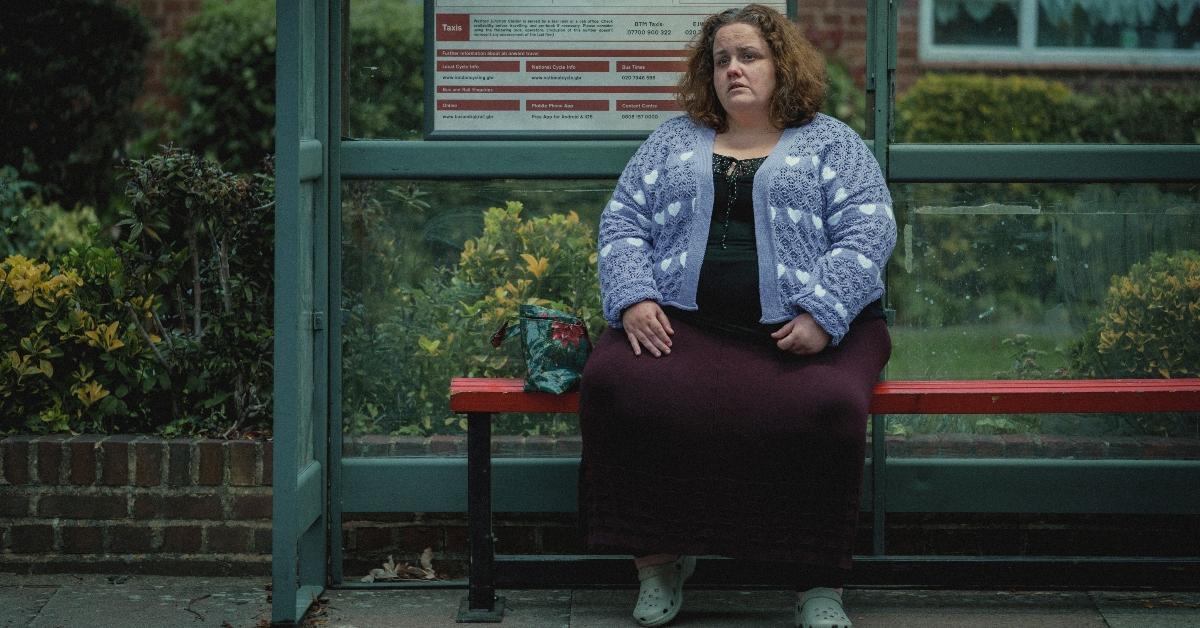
[
  {"left": 870, "top": 413, "right": 887, "bottom": 555},
  {"left": 458, "top": 412, "right": 504, "bottom": 623}
]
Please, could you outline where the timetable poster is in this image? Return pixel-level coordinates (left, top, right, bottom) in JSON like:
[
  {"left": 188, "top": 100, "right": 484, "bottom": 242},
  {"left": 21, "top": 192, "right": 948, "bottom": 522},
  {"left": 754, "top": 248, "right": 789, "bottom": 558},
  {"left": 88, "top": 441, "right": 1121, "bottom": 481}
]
[{"left": 426, "top": 0, "right": 790, "bottom": 138}]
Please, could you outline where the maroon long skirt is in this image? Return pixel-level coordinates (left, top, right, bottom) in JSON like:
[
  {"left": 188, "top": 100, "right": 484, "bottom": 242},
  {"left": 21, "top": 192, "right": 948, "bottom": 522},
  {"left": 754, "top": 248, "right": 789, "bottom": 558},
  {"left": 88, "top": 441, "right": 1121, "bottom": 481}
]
[{"left": 579, "top": 315, "right": 891, "bottom": 573}]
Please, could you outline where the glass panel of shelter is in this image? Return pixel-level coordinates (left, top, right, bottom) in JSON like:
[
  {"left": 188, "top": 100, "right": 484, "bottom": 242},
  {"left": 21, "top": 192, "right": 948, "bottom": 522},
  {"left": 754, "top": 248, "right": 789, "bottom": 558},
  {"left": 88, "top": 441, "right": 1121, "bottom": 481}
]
[
  {"left": 909, "top": 0, "right": 1200, "bottom": 143},
  {"left": 339, "top": 178, "right": 616, "bottom": 450},
  {"left": 338, "top": 1, "right": 1199, "bottom": 459},
  {"left": 887, "top": 180, "right": 1200, "bottom": 444}
]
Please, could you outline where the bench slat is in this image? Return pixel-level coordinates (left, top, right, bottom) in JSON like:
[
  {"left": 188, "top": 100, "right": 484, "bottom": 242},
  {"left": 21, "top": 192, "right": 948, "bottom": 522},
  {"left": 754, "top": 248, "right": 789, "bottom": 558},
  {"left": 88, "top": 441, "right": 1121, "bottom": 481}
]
[
  {"left": 450, "top": 378, "right": 580, "bottom": 413},
  {"left": 450, "top": 377, "right": 1200, "bottom": 415}
]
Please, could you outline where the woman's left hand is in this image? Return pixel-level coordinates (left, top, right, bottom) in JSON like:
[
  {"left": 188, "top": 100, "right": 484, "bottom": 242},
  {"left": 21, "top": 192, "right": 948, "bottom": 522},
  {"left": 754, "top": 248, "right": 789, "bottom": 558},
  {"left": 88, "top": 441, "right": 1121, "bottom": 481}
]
[{"left": 770, "top": 313, "right": 830, "bottom": 355}]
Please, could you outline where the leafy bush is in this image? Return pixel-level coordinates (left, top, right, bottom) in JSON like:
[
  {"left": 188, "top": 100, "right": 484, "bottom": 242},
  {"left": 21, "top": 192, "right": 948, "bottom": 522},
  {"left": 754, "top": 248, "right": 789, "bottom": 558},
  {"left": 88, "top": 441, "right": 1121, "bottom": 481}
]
[
  {"left": 1050, "top": 185, "right": 1200, "bottom": 323},
  {"left": 0, "top": 1, "right": 150, "bottom": 208},
  {"left": 342, "top": 201, "right": 601, "bottom": 436},
  {"left": 1, "top": 168, "right": 99, "bottom": 262},
  {"left": 344, "top": 0, "right": 424, "bottom": 139},
  {"left": 169, "top": 0, "right": 276, "bottom": 173},
  {"left": 896, "top": 73, "right": 1076, "bottom": 143},
  {"left": 1068, "top": 250, "right": 1200, "bottom": 437},
  {"left": 896, "top": 72, "right": 1200, "bottom": 144},
  {"left": 0, "top": 252, "right": 164, "bottom": 434},
  {"left": 824, "top": 60, "right": 866, "bottom": 135},
  {"left": 2, "top": 148, "right": 276, "bottom": 437},
  {"left": 169, "top": 0, "right": 424, "bottom": 172},
  {"left": 1071, "top": 250, "right": 1200, "bottom": 380},
  {"left": 1073, "top": 85, "right": 1200, "bottom": 144},
  {"left": 117, "top": 148, "right": 275, "bottom": 436},
  {"left": 455, "top": 202, "right": 603, "bottom": 333}
]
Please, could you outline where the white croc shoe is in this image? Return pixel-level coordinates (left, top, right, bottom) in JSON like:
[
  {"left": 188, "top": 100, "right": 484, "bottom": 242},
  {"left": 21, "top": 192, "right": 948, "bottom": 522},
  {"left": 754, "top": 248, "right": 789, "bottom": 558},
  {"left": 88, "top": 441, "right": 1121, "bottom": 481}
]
[
  {"left": 633, "top": 556, "right": 696, "bottom": 627},
  {"left": 795, "top": 587, "right": 852, "bottom": 628}
]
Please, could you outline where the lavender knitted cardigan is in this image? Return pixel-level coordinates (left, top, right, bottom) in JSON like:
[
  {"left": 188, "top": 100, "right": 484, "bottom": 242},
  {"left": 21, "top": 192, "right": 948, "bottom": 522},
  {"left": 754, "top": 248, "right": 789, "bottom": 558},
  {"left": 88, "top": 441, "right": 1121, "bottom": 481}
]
[{"left": 597, "top": 114, "right": 896, "bottom": 346}]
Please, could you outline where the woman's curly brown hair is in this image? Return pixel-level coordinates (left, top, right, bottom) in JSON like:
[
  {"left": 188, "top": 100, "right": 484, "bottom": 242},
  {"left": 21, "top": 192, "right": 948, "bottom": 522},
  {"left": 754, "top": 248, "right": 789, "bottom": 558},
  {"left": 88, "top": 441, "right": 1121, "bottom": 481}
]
[{"left": 677, "top": 4, "right": 826, "bottom": 132}]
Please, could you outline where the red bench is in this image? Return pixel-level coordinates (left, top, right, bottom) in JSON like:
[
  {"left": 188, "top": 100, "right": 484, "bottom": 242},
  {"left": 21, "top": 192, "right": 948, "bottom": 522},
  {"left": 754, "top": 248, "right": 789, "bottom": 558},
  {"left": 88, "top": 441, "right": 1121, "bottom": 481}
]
[{"left": 449, "top": 377, "right": 1200, "bottom": 621}]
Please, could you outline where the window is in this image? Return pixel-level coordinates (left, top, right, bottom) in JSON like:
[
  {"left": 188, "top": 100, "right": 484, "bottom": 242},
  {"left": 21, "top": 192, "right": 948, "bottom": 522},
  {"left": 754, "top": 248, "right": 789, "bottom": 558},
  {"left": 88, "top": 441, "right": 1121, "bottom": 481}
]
[{"left": 921, "top": 0, "right": 1200, "bottom": 66}]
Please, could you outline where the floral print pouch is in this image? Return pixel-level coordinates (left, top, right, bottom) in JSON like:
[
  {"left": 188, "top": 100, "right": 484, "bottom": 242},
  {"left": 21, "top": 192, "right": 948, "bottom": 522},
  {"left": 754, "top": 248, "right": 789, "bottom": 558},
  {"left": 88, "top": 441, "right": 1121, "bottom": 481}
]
[{"left": 491, "top": 304, "right": 592, "bottom": 394}]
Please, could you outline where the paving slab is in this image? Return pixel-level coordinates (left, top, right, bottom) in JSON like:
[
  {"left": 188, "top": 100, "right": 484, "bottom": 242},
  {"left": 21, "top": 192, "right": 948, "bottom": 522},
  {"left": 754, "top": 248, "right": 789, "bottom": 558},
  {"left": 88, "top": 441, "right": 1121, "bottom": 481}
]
[
  {"left": 0, "top": 583, "right": 57, "bottom": 628},
  {"left": 315, "top": 588, "right": 573, "bottom": 627},
  {"left": 571, "top": 589, "right": 797, "bottom": 627},
  {"left": 846, "top": 590, "right": 1108, "bottom": 627},
  {"left": 25, "top": 575, "right": 269, "bottom": 628},
  {"left": 1092, "top": 591, "right": 1200, "bottom": 628},
  {"left": 2, "top": 572, "right": 1198, "bottom": 628}
]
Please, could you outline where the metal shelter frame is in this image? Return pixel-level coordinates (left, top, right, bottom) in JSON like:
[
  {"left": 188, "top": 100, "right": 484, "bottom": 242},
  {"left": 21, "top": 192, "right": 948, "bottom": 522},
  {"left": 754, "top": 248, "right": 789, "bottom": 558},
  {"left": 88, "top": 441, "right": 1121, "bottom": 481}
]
[{"left": 273, "top": 0, "right": 1200, "bottom": 623}]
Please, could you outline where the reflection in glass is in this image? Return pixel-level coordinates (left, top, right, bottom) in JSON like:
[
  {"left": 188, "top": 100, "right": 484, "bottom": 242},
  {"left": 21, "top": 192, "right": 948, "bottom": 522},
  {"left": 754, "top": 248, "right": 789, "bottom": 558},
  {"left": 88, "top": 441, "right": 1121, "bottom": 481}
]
[
  {"left": 346, "top": 1, "right": 424, "bottom": 139},
  {"left": 340, "top": 180, "right": 614, "bottom": 450},
  {"left": 1038, "top": 0, "right": 1200, "bottom": 50},
  {"left": 933, "top": 0, "right": 1020, "bottom": 46},
  {"left": 887, "top": 182, "right": 1200, "bottom": 439}
]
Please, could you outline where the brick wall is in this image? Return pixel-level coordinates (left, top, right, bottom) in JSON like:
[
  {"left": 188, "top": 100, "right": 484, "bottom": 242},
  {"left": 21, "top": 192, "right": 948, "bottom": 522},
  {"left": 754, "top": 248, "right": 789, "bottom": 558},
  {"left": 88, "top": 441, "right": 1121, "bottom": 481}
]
[
  {"left": 115, "top": 0, "right": 205, "bottom": 108},
  {"left": 796, "top": 0, "right": 872, "bottom": 87},
  {"left": 3, "top": 434, "right": 1196, "bottom": 577},
  {"left": 0, "top": 435, "right": 271, "bottom": 575}
]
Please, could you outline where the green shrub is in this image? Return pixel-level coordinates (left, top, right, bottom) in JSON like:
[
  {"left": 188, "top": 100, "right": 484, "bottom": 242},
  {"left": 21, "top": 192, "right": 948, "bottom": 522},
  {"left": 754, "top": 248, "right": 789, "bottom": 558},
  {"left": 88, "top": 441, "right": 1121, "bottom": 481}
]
[
  {"left": 169, "top": 0, "right": 423, "bottom": 172},
  {"left": 342, "top": 201, "right": 602, "bottom": 436},
  {"left": 824, "top": 60, "right": 866, "bottom": 135},
  {"left": 169, "top": 0, "right": 276, "bottom": 173},
  {"left": 0, "top": 1, "right": 149, "bottom": 208},
  {"left": 1074, "top": 85, "right": 1200, "bottom": 144},
  {"left": 116, "top": 148, "right": 276, "bottom": 436},
  {"left": 344, "top": 0, "right": 424, "bottom": 139},
  {"left": 1071, "top": 250, "right": 1200, "bottom": 380},
  {"left": 2, "top": 148, "right": 276, "bottom": 437},
  {"left": 1050, "top": 185, "right": 1200, "bottom": 323},
  {"left": 342, "top": 274, "right": 483, "bottom": 436},
  {"left": 896, "top": 72, "right": 1200, "bottom": 144},
  {"left": 896, "top": 73, "right": 1076, "bottom": 143},
  {"left": 1068, "top": 250, "right": 1200, "bottom": 437},
  {"left": 2, "top": 168, "right": 99, "bottom": 262},
  {"left": 0, "top": 252, "right": 165, "bottom": 435},
  {"left": 456, "top": 202, "right": 603, "bottom": 333}
]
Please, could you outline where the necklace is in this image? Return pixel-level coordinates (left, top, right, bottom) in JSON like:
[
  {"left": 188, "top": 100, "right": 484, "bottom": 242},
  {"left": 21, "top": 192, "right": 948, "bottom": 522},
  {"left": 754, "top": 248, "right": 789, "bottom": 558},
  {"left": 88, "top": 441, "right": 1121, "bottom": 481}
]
[{"left": 712, "top": 153, "right": 766, "bottom": 249}]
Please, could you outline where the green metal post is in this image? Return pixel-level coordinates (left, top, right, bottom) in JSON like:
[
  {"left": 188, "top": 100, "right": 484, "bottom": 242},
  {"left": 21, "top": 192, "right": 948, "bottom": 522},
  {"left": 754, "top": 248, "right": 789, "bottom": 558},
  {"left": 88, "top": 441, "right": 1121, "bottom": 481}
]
[
  {"left": 313, "top": 0, "right": 333, "bottom": 595},
  {"left": 273, "top": 0, "right": 330, "bottom": 623},
  {"left": 866, "top": 0, "right": 896, "bottom": 558},
  {"left": 273, "top": 1, "right": 302, "bottom": 622},
  {"left": 328, "top": 0, "right": 346, "bottom": 586}
]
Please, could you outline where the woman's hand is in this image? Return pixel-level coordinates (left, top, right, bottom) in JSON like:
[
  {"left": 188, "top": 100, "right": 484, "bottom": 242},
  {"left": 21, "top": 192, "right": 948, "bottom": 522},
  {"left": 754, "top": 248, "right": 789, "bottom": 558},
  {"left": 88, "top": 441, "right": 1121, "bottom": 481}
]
[
  {"left": 770, "top": 313, "right": 830, "bottom": 355},
  {"left": 621, "top": 300, "right": 674, "bottom": 357}
]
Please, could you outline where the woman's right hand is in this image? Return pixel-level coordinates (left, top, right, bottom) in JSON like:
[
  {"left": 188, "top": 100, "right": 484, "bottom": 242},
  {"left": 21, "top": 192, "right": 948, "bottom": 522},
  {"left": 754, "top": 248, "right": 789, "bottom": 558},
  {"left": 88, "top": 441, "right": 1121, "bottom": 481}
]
[{"left": 620, "top": 300, "right": 674, "bottom": 357}]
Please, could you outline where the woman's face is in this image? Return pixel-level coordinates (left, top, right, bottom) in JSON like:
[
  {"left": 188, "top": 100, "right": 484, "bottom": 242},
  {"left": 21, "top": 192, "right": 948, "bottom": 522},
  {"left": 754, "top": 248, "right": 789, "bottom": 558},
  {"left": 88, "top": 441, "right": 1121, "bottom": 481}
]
[{"left": 711, "top": 22, "right": 776, "bottom": 123}]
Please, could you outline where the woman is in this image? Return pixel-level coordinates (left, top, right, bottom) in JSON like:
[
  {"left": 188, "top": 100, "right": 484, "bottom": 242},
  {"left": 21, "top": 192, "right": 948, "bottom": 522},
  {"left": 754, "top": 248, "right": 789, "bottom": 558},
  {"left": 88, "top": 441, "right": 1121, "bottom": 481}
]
[{"left": 580, "top": 4, "right": 895, "bottom": 627}]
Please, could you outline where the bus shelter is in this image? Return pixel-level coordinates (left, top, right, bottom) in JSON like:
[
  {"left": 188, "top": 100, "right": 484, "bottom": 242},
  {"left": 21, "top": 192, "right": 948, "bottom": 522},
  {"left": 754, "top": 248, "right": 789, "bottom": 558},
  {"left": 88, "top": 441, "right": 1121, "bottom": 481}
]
[{"left": 272, "top": 0, "right": 1200, "bottom": 623}]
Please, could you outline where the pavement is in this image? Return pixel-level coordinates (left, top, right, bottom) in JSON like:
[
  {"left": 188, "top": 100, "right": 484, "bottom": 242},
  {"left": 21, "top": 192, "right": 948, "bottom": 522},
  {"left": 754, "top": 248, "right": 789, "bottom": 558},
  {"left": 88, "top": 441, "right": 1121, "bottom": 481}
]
[{"left": 2, "top": 573, "right": 1199, "bottom": 627}]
